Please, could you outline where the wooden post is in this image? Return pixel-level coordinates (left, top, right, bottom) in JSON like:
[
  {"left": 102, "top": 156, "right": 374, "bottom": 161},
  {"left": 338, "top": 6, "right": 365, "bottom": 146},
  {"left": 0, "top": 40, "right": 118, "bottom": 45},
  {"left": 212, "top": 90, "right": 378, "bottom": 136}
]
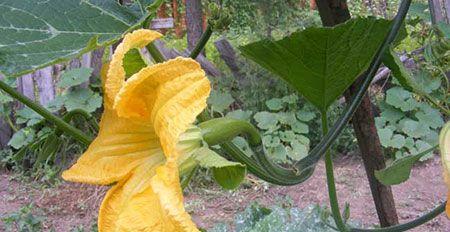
[
  {"left": 428, "top": 0, "right": 450, "bottom": 24},
  {"left": 214, "top": 38, "right": 245, "bottom": 81},
  {"left": 34, "top": 67, "right": 55, "bottom": 106},
  {"left": 157, "top": 2, "right": 169, "bottom": 34},
  {"left": 315, "top": 0, "right": 399, "bottom": 227},
  {"left": 16, "top": 74, "right": 36, "bottom": 109},
  {"left": 185, "top": 0, "right": 204, "bottom": 54},
  {"left": 0, "top": 75, "right": 12, "bottom": 148},
  {"left": 172, "top": 0, "right": 184, "bottom": 38}
]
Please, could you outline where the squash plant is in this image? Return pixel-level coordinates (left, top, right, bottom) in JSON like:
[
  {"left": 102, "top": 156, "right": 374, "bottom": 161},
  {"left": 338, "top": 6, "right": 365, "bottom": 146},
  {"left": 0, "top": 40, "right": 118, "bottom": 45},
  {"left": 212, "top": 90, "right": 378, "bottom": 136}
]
[{"left": 0, "top": 0, "right": 449, "bottom": 231}]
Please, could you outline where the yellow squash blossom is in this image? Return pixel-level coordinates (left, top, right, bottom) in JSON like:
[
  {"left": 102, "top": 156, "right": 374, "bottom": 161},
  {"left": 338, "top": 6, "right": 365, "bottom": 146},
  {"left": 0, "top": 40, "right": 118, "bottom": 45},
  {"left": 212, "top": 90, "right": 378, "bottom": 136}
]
[
  {"left": 62, "top": 29, "right": 211, "bottom": 231},
  {"left": 441, "top": 122, "right": 450, "bottom": 218}
]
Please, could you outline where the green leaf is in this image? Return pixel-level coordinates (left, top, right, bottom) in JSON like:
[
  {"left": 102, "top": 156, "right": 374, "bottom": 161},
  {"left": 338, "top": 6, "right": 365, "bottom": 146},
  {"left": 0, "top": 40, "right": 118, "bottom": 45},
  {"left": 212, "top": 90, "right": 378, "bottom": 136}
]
[
  {"left": 16, "top": 108, "right": 44, "bottom": 126},
  {"left": 385, "top": 87, "right": 419, "bottom": 111},
  {"left": 265, "top": 98, "right": 284, "bottom": 111},
  {"left": 240, "top": 18, "right": 396, "bottom": 112},
  {"left": 57, "top": 68, "right": 93, "bottom": 88},
  {"left": 253, "top": 112, "right": 278, "bottom": 130},
  {"left": 382, "top": 47, "right": 421, "bottom": 93},
  {"left": 226, "top": 110, "right": 253, "bottom": 121},
  {"left": 0, "top": 0, "right": 146, "bottom": 77},
  {"left": 399, "top": 118, "right": 430, "bottom": 138},
  {"left": 408, "top": 2, "right": 431, "bottom": 22},
  {"left": 290, "top": 121, "right": 309, "bottom": 134},
  {"left": 8, "top": 128, "right": 36, "bottom": 149},
  {"left": 194, "top": 147, "right": 246, "bottom": 190},
  {"left": 63, "top": 89, "right": 102, "bottom": 113},
  {"left": 375, "top": 145, "right": 437, "bottom": 185},
  {"left": 208, "top": 90, "right": 234, "bottom": 112},
  {"left": 377, "top": 127, "right": 405, "bottom": 149},
  {"left": 262, "top": 135, "right": 280, "bottom": 148},
  {"left": 297, "top": 109, "right": 316, "bottom": 122},
  {"left": 415, "top": 110, "right": 444, "bottom": 129},
  {"left": 123, "top": 48, "right": 148, "bottom": 78}
]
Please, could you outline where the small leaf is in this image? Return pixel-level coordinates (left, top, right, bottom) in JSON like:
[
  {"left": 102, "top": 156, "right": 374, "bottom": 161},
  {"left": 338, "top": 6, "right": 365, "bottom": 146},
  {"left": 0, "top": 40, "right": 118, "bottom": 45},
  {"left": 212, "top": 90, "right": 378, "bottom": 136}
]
[
  {"left": 262, "top": 135, "right": 280, "bottom": 148},
  {"left": 58, "top": 68, "right": 93, "bottom": 88},
  {"left": 208, "top": 90, "right": 234, "bottom": 112},
  {"left": 415, "top": 110, "right": 444, "bottom": 129},
  {"left": 385, "top": 87, "right": 419, "bottom": 111},
  {"left": 265, "top": 98, "right": 284, "bottom": 111},
  {"left": 194, "top": 147, "right": 246, "bottom": 190},
  {"left": 290, "top": 121, "right": 309, "bottom": 134},
  {"left": 226, "top": 110, "right": 253, "bottom": 121},
  {"left": 8, "top": 128, "right": 36, "bottom": 149},
  {"left": 63, "top": 89, "right": 102, "bottom": 113},
  {"left": 375, "top": 145, "right": 437, "bottom": 185},
  {"left": 297, "top": 109, "right": 316, "bottom": 122},
  {"left": 399, "top": 118, "right": 430, "bottom": 138},
  {"left": 16, "top": 108, "right": 43, "bottom": 126},
  {"left": 254, "top": 111, "right": 278, "bottom": 130}
]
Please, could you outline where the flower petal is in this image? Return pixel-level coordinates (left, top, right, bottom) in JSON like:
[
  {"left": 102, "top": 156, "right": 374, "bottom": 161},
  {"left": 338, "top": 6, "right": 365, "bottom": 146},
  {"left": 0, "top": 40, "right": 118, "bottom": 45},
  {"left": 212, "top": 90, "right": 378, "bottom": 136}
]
[
  {"left": 98, "top": 161, "right": 198, "bottom": 232},
  {"left": 62, "top": 108, "right": 163, "bottom": 185},
  {"left": 105, "top": 29, "right": 162, "bottom": 105},
  {"left": 114, "top": 57, "right": 211, "bottom": 161},
  {"left": 151, "top": 163, "right": 198, "bottom": 232}
]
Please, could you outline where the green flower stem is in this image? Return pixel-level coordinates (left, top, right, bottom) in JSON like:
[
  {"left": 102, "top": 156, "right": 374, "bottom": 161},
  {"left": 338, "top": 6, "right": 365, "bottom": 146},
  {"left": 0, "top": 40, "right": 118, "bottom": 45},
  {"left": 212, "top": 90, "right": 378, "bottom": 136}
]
[
  {"left": 321, "top": 112, "right": 348, "bottom": 232},
  {"left": 189, "top": 24, "right": 213, "bottom": 59},
  {"left": 351, "top": 202, "right": 446, "bottom": 232},
  {"left": 0, "top": 79, "right": 92, "bottom": 146},
  {"left": 198, "top": 118, "right": 261, "bottom": 146},
  {"left": 146, "top": 42, "right": 166, "bottom": 63}
]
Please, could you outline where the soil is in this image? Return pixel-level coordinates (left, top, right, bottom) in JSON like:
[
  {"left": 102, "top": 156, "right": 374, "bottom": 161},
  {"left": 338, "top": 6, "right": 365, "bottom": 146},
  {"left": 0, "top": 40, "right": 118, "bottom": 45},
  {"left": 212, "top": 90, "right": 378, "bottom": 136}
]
[{"left": 1, "top": 154, "right": 448, "bottom": 231}]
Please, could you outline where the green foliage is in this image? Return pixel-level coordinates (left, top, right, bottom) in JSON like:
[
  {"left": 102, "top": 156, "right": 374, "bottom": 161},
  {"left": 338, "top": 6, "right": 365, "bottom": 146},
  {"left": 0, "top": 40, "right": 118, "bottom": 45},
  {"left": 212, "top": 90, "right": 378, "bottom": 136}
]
[
  {"left": 240, "top": 18, "right": 397, "bottom": 113},
  {"left": 218, "top": 0, "right": 321, "bottom": 38},
  {"left": 209, "top": 203, "right": 342, "bottom": 232},
  {"left": 194, "top": 147, "right": 246, "bottom": 190},
  {"left": 4, "top": 67, "right": 100, "bottom": 181},
  {"left": 208, "top": 90, "right": 235, "bottom": 113},
  {"left": 1, "top": 204, "right": 44, "bottom": 232},
  {"left": 253, "top": 95, "right": 314, "bottom": 163},
  {"left": 57, "top": 68, "right": 94, "bottom": 88},
  {"left": 62, "top": 89, "right": 102, "bottom": 113},
  {"left": 0, "top": 0, "right": 151, "bottom": 77},
  {"left": 376, "top": 86, "right": 444, "bottom": 160}
]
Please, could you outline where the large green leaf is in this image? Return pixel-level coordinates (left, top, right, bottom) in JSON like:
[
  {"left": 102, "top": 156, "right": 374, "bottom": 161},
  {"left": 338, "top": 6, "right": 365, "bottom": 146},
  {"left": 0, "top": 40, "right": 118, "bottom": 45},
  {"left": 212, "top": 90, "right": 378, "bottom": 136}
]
[
  {"left": 240, "top": 18, "right": 395, "bottom": 112},
  {"left": 194, "top": 147, "right": 246, "bottom": 190},
  {"left": 375, "top": 145, "right": 437, "bottom": 185},
  {"left": 0, "top": 0, "right": 147, "bottom": 77}
]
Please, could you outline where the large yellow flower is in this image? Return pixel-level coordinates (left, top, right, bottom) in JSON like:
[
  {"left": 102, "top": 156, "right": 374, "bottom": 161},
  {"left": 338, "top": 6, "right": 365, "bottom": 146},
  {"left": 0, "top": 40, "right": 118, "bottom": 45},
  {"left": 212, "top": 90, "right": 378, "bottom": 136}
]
[{"left": 62, "top": 29, "right": 211, "bottom": 231}]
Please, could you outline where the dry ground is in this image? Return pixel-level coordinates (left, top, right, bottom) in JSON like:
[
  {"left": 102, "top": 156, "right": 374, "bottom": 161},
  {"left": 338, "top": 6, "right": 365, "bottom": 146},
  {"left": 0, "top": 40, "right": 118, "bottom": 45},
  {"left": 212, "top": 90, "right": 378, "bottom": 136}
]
[{"left": 1, "top": 154, "right": 448, "bottom": 231}]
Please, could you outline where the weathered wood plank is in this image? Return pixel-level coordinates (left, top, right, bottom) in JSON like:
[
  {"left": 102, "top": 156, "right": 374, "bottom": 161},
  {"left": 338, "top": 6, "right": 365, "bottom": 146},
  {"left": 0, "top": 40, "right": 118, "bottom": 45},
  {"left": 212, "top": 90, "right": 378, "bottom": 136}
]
[
  {"left": 0, "top": 75, "right": 12, "bottom": 148},
  {"left": 34, "top": 67, "right": 55, "bottom": 106},
  {"left": 214, "top": 38, "right": 245, "bottom": 80}
]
